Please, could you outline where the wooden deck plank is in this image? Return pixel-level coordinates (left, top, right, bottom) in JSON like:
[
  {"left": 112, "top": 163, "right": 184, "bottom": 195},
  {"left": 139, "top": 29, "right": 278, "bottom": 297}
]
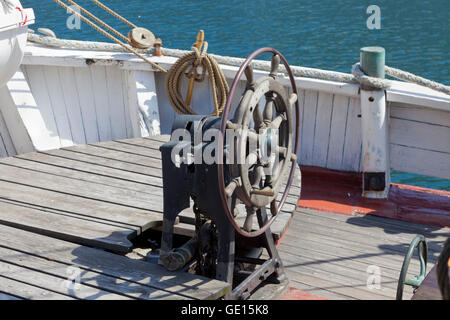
[
  {"left": 0, "top": 199, "right": 135, "bottom": 253},
  {"left": 283, "top": 227, "right": 429, "bottom": 275},
  {"left": 43, "top": 148, "right": 162, "bottom": 177},
  {"left": 4, "top": 156, "right": 165, "bottom": 197},
  {"left": 119, "top": 137, "right": 167, "bottom": 150},
  {"left": 294, "top": 209, "right": 447, "bottom": 255},
  {"left": 144, "top": 135, "right": 172, "bottom": 143},
  {"left": 281, "top": 208, "right": 449, "bottom": 300},
  {"left": 279, "top": 243, "right": 407, "bottom": 292},
  {"left": 286, "top": 279, "right": 356, "bottom": 300},
  {"left": 284, "top": 266, "right": 395, "bottom": 300},
  {"left": 0, "top": 180, "right": 160, "bottom": 231},
  {"left": 16, "top": 151, "right": 163, "bottom": 188},
  {"left": 279, "top": 247, "right": 399, "bottom": 299},
  {"left": 0, "top": 261, "right": 129, "bottom": 300},
  {"left": 0, "top": 276, "right": 73, "bottom": 300},
  {"left": 63, "top": 144, "right": 162, "bottom": 169},
  {"left": 0, "top": 224, "right": 230, "bottom": 300},
  {"left": 93, "top": 141, "right": 163, "bottom": 158},
  {"left": 289, "top": 214, "right": 446, "bottom": 257},
  {"left": 0, "top": 162, "right": 163, "bottom": 212},
  {"left": 298, "top": 207, "right": 450, "bottom": 238},
  {"left": 0, "top": 246, "right": 189, "bottom": 300}
]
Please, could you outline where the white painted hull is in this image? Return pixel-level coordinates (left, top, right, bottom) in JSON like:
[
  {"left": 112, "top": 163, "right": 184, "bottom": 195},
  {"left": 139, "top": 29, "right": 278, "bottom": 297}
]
[{"left": 0, "top": 42, "right": 449, "bottom": 182}]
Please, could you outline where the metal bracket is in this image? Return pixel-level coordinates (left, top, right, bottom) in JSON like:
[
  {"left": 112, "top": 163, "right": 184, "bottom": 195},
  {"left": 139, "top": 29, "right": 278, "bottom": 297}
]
[{"left": 396, "top": 234, "right": 428, "bottom": 300}]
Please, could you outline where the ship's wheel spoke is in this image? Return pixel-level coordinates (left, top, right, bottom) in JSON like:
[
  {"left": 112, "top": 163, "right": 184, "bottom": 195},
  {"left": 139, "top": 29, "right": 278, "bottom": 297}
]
[
  {"left": 253, "top": 105, "right": 264, "bottom": 130},
  {"left": 225, "top": 178, "right": 240, "bottom": 197},
  {"left": 251, "top": 165, "right": 265, "bottom": 188},
  {"left": 269, "top": 114, "right": 284, "bottom": 129},
  {"left": 244, "top": 64, "right": 254, "bottom": 87},
  {"left": 269, "top": 54, "right": 281, "bottom": 79},
  {"left": 270, "top": 200, "right": 278, "bottom": 216},
  {"left": 263, "top": 97, "right": 274, "bottom": 123},
  {"left": 289, "top": 93, "right": 298, "bottom": 106}
]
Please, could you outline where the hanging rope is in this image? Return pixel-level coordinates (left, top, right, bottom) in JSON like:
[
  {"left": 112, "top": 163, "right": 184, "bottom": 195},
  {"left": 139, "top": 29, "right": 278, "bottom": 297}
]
[
  {"left": 52, "top": 0, "right": 167, "bottom": 72},
  {"left": 165, "top": 42, "right": 229, "bottom": 116}
]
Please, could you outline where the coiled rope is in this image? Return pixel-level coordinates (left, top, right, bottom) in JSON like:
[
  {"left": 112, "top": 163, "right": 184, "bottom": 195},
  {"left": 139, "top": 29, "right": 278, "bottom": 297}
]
[{"left": 165, "top": 42, "right": 229, "bottom": 116}]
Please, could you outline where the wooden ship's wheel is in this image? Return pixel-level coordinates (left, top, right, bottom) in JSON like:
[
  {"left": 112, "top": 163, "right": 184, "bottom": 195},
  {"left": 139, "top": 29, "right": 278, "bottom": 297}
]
[
  {"left": 159, "top": 47, "right": 300, "bottom": 299},
  {"left": 218, "top": 47, "right": 300, "bottom": 238}
]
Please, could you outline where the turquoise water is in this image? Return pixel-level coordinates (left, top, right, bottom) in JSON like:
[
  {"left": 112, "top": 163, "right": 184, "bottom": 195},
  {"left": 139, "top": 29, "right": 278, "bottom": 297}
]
[{"left": 21, "top": 0, "right": 449, "bottom": 190}]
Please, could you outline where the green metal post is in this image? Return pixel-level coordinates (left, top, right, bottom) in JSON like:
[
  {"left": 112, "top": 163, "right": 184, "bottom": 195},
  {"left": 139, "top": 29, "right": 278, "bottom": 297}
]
[{"left": 360, "top": 46, "right": 385, "bottom": 79}]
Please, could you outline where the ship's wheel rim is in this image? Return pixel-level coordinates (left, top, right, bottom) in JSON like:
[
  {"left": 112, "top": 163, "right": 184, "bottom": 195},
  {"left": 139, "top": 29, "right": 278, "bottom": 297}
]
[{"left": 218, "top": 47, "right": 300, "bottom": 238}]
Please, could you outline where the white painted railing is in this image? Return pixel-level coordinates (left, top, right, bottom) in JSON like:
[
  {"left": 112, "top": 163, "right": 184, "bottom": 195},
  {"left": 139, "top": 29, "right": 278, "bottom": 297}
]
[{"left": 0, "top": 43, "right": 448, "bottom": 183}]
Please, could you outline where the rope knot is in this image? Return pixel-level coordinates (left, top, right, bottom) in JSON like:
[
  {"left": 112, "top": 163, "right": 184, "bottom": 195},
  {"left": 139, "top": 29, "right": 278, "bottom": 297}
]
[
  {"left": 191, "top": 41, "right": 208, "bottom": 66},
  {"left": 351, "top": 62, "right": 391, "bottom": 90},
  {"left": 186, "top": 42, "right": 209, "bottom": 82}
]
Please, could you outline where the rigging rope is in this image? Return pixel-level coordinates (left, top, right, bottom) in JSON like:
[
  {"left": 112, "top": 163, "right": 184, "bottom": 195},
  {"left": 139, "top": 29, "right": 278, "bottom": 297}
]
[
  {"left": 52, "top": 0, "right": 167, "bottom": 72},
  {"left": 27, "top": 33, "right": 450, "bottom": 97},
  {"left": 352, "top": 63, "right": 450, "bottom": 95},
  {"left": 165, "top": 43, "right": 229, "bottom": 116},
  {"left": 89, "top": 0, "right": 137, "bottom": 29},
  {"left": 63, "top": 0, "right": 129, "bottom": 43}
]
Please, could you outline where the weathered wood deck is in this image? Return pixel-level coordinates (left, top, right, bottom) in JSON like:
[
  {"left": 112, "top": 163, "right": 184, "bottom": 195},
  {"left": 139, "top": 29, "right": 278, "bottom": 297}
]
[
  {"left": 0, "top": 224, "right": 229, "bottom": 300},
  {"left": 281, "top": 208, "right": 449, "bottom": 300},
  {"left": 0, "top": 134, "right": 447, "bottom": 300},
  {"left": 0, "top": 135, "right": 300, "bottom": 300}
]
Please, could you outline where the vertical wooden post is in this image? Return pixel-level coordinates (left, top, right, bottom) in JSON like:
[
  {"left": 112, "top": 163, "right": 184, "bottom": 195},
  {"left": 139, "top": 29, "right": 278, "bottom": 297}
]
[
  {"left": 185, "top": 30, "right": 204, "bottom": 107},
  {"left": 359, "top": 47, "right": 390, "bottom": 199}
]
